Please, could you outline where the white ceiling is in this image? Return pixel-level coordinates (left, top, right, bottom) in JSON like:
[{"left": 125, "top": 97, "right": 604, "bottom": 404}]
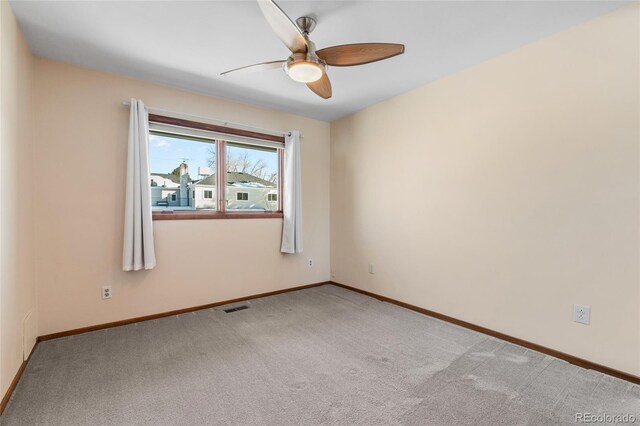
[{"left": 10, "top": 1, "right": 629, "bottom": 122}]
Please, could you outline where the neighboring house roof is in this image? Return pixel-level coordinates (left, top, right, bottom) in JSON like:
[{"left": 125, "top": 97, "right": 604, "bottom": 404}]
[
  {"left": 150, "top": 173, "right": 181, "bottom": 184},
  {"left": 194, "top": 172, "right": 276, "bottom": 188}
]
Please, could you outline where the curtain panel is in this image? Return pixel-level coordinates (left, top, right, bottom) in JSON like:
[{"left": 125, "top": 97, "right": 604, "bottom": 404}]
[
  {"left": 281, "top": 131, "right": 303, "bottom": 254},
  {"left": 123, "top": 99, "right": 157, "bottom": 271}
]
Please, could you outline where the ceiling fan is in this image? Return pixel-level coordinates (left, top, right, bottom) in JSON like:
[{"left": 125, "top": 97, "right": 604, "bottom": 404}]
[{"left": 221, "top": 0, "right": 405, "bottom": 99}]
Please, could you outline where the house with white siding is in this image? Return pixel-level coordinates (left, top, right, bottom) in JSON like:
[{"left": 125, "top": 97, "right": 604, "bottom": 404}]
[{"left": 150, "top": 164, "right": 277, "bottom": 211}]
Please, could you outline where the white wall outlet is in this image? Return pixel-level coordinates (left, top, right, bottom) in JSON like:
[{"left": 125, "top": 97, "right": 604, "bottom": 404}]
[
  {"left": 368, "top": 263, "right": 375, "bottom": 274},
  {"left": 573, "top": 304, "right": 590, "bottom": 325},
  {"left": 308, "top": 259, "right": 313, "bottom": 268},
  {"left": 102, "top": 286, "right": 112, "bottom": 300}
]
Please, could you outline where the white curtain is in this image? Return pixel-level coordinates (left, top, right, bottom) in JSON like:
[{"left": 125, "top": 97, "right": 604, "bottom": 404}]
[
  {"left": 123, "top": 99, "right": 156, "bottom": 271},
  {"left": 281, "top": 131, "right": 303, "bottom": 254}
]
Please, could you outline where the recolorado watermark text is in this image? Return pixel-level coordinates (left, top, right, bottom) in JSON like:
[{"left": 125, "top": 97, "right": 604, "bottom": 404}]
[{"left": 575, "top": 413, "right": 636, "bottom": 423}]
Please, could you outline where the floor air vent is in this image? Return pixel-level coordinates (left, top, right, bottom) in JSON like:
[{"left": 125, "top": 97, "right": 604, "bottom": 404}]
[{"left": 223, "top": 305, "right": 249, "bottom": 313}]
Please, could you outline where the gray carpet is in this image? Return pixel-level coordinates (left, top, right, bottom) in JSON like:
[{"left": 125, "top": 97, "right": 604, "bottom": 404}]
[{"left": 1, "top": 285, "right": 638, "bottom": 425}]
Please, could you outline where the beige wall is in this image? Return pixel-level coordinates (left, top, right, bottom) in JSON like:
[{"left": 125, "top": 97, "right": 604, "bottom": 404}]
[
  {"left": 33, "top": 59, "right": 330, "bottom": 336},
  {"left": 0, "top": 1, "right": 37, "bottom": 396},
  {"left": 331, "top": 5, "right": 640, "bottom": 375}
]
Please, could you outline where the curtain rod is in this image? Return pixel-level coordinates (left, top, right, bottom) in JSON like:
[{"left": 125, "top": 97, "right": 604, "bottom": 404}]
[{"left": 121, "top": 101, "right": 301, "bottom": 138}]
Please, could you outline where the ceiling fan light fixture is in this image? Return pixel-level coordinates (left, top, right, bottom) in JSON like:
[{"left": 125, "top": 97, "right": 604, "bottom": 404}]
[
  {"left": 286, "top": 61, "right": 324, "bottom": 83},
  {"left": 285, "top": 53, "right": 326, "bottom": 83}
]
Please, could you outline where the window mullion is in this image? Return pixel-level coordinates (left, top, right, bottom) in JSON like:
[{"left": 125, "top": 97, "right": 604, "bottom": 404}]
[
  {"left": 278, "top": 148, "right": 284, "bottom": 212},
  {"left": 217, "top": 140, "right": 226, "bottom": 213}
]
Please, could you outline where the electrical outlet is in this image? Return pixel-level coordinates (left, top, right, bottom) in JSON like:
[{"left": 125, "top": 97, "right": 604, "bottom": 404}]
[
  {"left": 308, "top": 259, "right": 313, "bottom": 268},
  {"left": 102, "top": 286, "right": 112, "bottom": 300},
  {"left": 573, "top": 304, "right": 590, "bottom": 325},
  {"left": 368, "top": 264, "right": 375, "bottom": 274}
]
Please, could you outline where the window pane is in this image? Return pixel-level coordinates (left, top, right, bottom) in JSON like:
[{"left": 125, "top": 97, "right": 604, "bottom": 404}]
[
  {"left": 149, "top": 133, "right": 216, "bottom": 211},
  {"left": 225, "top": 143, "right": 278, "bottom": 211}
]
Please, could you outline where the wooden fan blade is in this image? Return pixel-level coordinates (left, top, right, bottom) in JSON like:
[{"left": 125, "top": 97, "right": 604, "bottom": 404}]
[
  {"left": 306, "top": 73, "right": 332, "bottom": 99},
  {"left": 316, "top": 43, "right": 405, "bottom": 67},
  {"left": 257, "top": 0, "right": 308, "bottom": 53},
  {"left": 221, "top": 60, "right": 285, "bottom": 76}
]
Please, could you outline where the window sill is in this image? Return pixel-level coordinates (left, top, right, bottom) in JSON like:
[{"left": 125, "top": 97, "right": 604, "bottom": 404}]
[{"left": 152, "top": 211, "right": 284, "bottom": 221}]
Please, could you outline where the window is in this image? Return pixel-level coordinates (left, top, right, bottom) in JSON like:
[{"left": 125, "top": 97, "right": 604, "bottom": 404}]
[
  {"left": 225, "top": 142, "right": 278, "bottom": 212},
  {"left": 148, "top": 120, "right": 282, "bottom": 220},
  {"left": 149, "top": 132, "right": 216, "bottom": 212}
]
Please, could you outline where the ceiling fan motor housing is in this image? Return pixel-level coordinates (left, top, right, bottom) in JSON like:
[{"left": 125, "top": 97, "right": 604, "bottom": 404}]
[{"left": 286, "top": 53, "right": 326, "bottom": 70}]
